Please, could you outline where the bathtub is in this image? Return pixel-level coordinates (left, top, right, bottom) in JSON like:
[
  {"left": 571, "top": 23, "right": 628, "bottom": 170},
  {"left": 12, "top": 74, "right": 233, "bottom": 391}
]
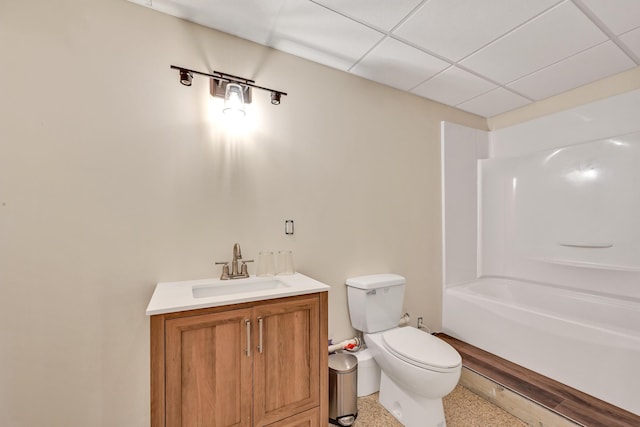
[{"left": 442, "top": 276, "right": 640, "bottom": 415}]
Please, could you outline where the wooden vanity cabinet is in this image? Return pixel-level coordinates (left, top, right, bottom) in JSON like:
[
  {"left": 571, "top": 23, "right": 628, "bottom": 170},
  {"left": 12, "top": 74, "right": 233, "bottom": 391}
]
[{"left": 151, "top": 292, "right": 328, "bottom": 427}]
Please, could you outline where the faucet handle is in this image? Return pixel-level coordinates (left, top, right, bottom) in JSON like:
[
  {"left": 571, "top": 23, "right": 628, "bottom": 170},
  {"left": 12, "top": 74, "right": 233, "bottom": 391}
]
[
  {"left": 215, "top": 261, "right": 230, "bottom": 279},
  {"left": 240, "top": 260, "right": 253, "bottom": 276}
]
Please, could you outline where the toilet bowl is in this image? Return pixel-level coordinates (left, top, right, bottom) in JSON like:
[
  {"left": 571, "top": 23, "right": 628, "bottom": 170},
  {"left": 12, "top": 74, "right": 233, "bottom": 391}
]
[
  {"left": 365, "top": 327, "right": 461, "bottom": 398},
  {"left": 364, "top": 327, "right": 461, "bottom": 427},
  {"left": 346, "top": 274, "right": 462, "bottom": 427}
]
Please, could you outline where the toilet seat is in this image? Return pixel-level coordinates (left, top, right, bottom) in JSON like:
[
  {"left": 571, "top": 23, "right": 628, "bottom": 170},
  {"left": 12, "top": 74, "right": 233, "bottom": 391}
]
[{"left": 382, "top": 327, "right": 461, "bottom": 373}]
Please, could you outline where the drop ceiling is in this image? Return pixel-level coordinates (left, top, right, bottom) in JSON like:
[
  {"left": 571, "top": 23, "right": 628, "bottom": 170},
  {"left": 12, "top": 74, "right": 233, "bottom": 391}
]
[{"left": 128, "top": 0, "right": 640, "bottom": 117}]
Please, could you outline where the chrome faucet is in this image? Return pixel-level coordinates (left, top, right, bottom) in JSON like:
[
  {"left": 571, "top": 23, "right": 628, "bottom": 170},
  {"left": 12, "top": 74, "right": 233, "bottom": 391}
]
[
  {"left": 215, "top": 243, "right": 253, "bottom": 280},
  {"left": 231, "top": 243, "right": 242, "bottom": 276}
]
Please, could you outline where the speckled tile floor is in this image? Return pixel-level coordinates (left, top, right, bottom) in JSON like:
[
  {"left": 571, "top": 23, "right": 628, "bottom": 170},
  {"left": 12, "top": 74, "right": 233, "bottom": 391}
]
[{"left": 336, "top": 385, "right": 527, "bottom": 427}]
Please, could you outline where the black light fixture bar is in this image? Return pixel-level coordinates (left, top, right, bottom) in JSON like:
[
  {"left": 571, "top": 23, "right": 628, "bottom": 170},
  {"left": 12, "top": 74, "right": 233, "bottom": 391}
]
[{"left": 170, "top": 65, "right": 287, "bottom": 103}]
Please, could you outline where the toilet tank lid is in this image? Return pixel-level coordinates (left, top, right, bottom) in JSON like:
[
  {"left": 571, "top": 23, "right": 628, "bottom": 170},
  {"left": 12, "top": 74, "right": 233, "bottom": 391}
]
[{"left": 346, "top": 274, "right": 406, "bottom": 289}]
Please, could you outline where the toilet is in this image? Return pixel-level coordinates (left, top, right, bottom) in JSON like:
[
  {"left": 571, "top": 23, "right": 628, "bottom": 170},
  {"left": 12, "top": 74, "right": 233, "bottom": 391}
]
[{"left": 346, "top": 274, "right": 461, "bottom": 427}]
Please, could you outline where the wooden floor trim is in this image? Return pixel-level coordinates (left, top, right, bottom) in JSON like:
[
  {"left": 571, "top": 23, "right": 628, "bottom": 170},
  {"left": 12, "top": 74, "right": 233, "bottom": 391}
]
[
  {"left": 459, "top": 367, "right": 580, "bottom": 427},
  {"left": 436, "top": 334, "right": 640, "bottom": 427}
]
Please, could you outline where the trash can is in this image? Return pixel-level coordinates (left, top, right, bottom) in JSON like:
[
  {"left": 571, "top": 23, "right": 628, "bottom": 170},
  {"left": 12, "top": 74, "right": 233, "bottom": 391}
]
[{"left": 329, "top": 353, "right": 358, "bottom": 426}]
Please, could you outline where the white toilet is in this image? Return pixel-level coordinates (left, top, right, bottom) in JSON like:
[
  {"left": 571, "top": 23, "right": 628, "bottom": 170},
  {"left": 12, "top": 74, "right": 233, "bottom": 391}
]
[{"left": 346, "top": 274, "right": 461, "bottom": 427}]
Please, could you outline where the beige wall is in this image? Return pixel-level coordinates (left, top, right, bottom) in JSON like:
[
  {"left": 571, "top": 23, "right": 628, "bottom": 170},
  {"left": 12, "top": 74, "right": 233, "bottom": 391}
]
[
  {"left": 0, "top": 0, "right": 486, "bottom": 425},
  {"left": 488, "top": 66, "right": 640, "bottom": 130}
]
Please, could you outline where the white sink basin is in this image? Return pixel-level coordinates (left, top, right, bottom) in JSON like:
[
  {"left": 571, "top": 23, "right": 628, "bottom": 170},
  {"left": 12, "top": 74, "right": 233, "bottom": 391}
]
[
  {"left": 146, "top": 273, "right": 330, "bottom": 315},
  {"left": 192, "top": 278, "right": 290, "bottom": 298}
]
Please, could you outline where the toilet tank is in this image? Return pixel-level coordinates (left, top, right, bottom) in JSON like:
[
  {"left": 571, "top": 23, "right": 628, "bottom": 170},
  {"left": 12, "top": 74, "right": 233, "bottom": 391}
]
[{"left": 346, "top": 274, "right": 406, "bottom": 333}]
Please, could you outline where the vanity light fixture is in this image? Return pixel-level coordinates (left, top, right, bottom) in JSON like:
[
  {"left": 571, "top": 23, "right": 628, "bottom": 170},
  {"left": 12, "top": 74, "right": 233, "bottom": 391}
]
[
  {"left": 270, "top": 91, "right": 281, "bottom": 105},
  {"left": 171, "top": 65, "right": 287, "bottom": 115},
  {"left": 179, "top": 69, "right": 193, "bottom": 86}
]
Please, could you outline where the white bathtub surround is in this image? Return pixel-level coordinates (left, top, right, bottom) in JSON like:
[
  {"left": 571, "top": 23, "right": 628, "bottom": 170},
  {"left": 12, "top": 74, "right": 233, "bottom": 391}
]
[
  {"left": 443, "top": 276, "right": 640, "bottom": 415},
  {"left": 441, "top": 89, "right": 640, "bottom": 416},
  {"left": 440, "top": 122, "right": 489, "bottom": 286}
]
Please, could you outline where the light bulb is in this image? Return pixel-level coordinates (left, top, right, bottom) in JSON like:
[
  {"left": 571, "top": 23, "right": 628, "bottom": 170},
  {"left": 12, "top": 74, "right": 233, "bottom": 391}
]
[{"left": 223, "top": 83, "right": 246, "bottom": 117}]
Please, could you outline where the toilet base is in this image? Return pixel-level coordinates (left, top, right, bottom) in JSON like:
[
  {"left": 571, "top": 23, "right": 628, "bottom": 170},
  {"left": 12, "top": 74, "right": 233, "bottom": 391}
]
[{"left": 378, "top": 371, "right": 447, "bottom": 427}]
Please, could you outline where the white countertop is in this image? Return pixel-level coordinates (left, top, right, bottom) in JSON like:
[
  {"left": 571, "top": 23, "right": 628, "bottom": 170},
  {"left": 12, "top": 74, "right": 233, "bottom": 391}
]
[{"left": 146, "top": 272, "right": 330, "bottom": 315}]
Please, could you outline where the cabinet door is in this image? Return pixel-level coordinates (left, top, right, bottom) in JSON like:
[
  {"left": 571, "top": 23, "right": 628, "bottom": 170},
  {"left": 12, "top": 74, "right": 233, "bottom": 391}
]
[
  {"left": 253, "top": 296, "right": 320, "bottom": 427},
  {"left": 165, "top": 308, "right": 253, "bottom": 427},
  {"left": 264, "top": 407, "right": 319, "bottom": 427}
]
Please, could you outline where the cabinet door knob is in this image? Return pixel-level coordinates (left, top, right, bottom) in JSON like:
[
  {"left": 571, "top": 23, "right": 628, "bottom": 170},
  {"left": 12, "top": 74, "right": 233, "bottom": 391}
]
[{"left": 245, "top": 319, "right": 251, "bottom": 357}]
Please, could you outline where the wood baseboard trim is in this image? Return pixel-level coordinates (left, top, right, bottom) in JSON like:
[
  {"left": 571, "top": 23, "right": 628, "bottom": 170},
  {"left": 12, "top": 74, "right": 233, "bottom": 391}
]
[
  {"left": 460, "top": 367, "right": 582, "bottom": 427},
  {"left": 437, "top": 333, "right": 640, "bottom": 427}
]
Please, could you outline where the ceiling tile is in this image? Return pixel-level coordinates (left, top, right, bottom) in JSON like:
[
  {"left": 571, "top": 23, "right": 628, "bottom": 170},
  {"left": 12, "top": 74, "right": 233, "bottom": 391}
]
[
  {"left": 143, "top": 0, "right": 289, "bottom": 46},
  {"left": 268, "top": 1, "right": 385, "bottom": 71},
  {"left": 311, "top": 0, "right": 423, "bottom": 31},
  {"left": 351, "top": 38, "right": 450, "bottom": 91},
  {"left": 456, "top": 88, "right": 531, "bottom": 117},
  {"left": 508, "top": 41, "right": 636, "bottom": 100},
  {"left": 145, "top": 0, "right": 384, "bottom": 71},
  {"left": 411, "top": 67, "right": 497, "bottom": 106},
  {"left": 460, "top": 1, "right": 608, "bottom": 84},
  {"left": 130, "top": 0, "right": 638, "bottom": 117},
  {"left": 619, "top": 27, "right": 640, "bottom": 58},
  {"left": 393, "top": 0, "right": 561, "bottom": 62},
  {"left": 580, "top": 0, "right": 640, "bottom": 35}
]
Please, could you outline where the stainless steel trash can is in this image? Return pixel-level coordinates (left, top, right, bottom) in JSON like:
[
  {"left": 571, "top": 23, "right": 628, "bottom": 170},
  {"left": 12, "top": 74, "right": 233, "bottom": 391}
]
[{"left": 329, "top": 353, "right": 358, "bottom": 426}]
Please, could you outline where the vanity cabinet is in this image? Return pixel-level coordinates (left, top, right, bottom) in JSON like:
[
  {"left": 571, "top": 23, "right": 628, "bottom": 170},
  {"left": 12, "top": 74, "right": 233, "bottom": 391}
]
[{"left": 151, "top": 292, "right": 328, "bottom": 427}]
